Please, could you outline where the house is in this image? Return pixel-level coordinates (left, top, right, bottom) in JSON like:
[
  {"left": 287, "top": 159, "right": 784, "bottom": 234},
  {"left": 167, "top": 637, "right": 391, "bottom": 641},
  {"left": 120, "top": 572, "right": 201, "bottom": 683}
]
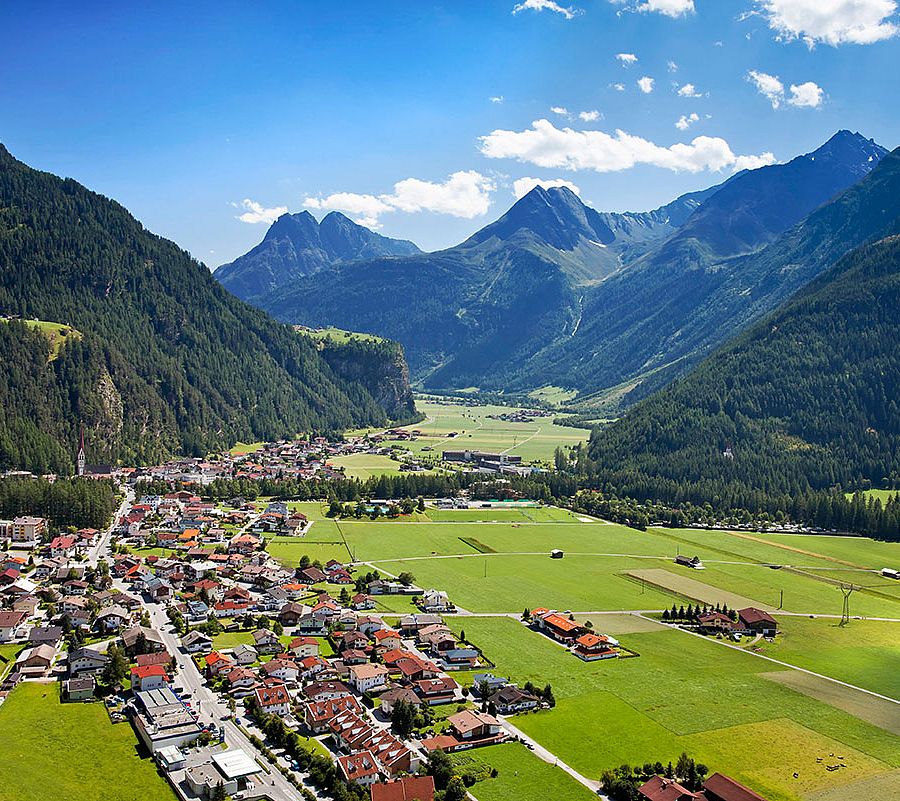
[
  {"left": 261, "top": 657, "right": 300, "bottom": 685},
  {"left": 279, "top": 602, "right": 307, "bottom": 627},
  {"left": 254, "top": 683, "right": 292, "bottom": 717},
  {"left": 370, "top": 776, "right": 435, "bottom": 801},
  {"left": 131, "top": 664, "right": 169, "bottom": 692},
  {"left": 0, "top": 610, "right": 26, "bottom": 641},
  {"left": 288, "top": 636, "right": 320, "bottom": 659},
  {"left": 303, "top": 695, "right": 363, "bottom": 733},
  {"left": 571, "top": 633, "right": 618, "bottom": 661},
  {"left": 49, "top": 536, "right": 77, "bottom": 559},
  {"left": 352, "top": 593, "right": 376, "bottom": 610},
  {"left": 419, "top": 589, "right": 451, "bottom": 612},
  {"left": 448, "top": 709, "right": 503, "bottom": 741},
  {"left": 697, "top": 612, "right": 734, "bottom": 634},
  {"left": 338, "top": 751, "right": 381, "bottom": 786},
  {"left": 136, "top": 651, "right": 173, "bottom": 671},
  {"left": 224, "top": 667, "right": 258, "bottom": 697},
  {"left": 702, "top": 772, "right": 769, "bottom": 801},
  {"left": 205, "top": 651, "right": 235, "bottom": 677},
  {"left": 95, "top": 605, "right": 130, "bottom": 633},
  {"left": 232, "top": 643, "right": 259, "bottom": 665},
  {"left": 488, "top": 685, "right": 540, "bottom": 714},
  {"left": 11, "top": 516, "right": 47, "bottom": 546},
  {"left": 348, "top": 663, "right": 390, "bottom": 694},
  {"left": 413, "top": 676, "right": 459, "bottom": 705},
  {"left": 17, "top": 643, "right": 56, "bottom": 675},
  {"left": 122, "top": 626, "right": 166, "bottom": 657},
  {"left": 471, "top": 673, "right": 509, "bottom": 696},
  {"left": 372, "top": 629, "right": 403, "bottom": 651},
  {"left": 379, "top": 686, "right": 422, "bottom": 716},
  {"left": 737, "top": 608, "right": 778, "bottom": 637},
  {"left": 299, "top": 566, "right": 328, "bottom": 585},
  {"left": 304, "top": 679, "right": 352, "bottom": 703},
  {"left": 674, "top": 554, "right": 704, "bottom": 570},
  {"left": 638, "top": 775, "right": 701, "bottom": 801},
  {"left": 63, "top": 675, "right": 95, "bottom": 701},
  {"left": 533, "top": 611, "right": 583, "bottom": 642},
  {"left": 181, "top": 630, "right": 213, "bottom": 654},
  {"left": 68, "top": 646, "right": 109, "bottom": 675},
  {"left": 252, "top": 628, "right": 283, "bottom": 654},
  {"left": 28, "top": 625, "right": 63, "bottom": 648}
]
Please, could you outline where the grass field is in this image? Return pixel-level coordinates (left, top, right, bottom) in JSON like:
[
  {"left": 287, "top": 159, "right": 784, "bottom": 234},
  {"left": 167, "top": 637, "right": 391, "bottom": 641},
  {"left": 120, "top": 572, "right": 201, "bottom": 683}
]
[
  {"left": 0, "top": 682, "right": 175, "bottom": 801},
  {"left": 356, "top": 400, "right": 591, "bottom": 464},
  {"left": 456, "top": 743, "right": 597, "bottom": 801},
  {"left": 229, "top": 441, "right": 265, "bottom": 455},
  {"left": 296, "top": 326, "right": 386, "bottom": 344},
  {"left": 745, "top": 617, "right": 900, "bottom": 699},
  {"left": 328, "top": 453, "right": 437, "bottom": 480},
  {"left": 449, "top": 617, "right": 900, "bottom": 801}
]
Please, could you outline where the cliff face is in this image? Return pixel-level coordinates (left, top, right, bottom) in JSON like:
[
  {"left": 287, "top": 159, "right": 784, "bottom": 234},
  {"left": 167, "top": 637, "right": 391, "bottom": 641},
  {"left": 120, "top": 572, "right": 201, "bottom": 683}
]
[{"left": 302, "top": 331, "right": 419, "bottom": 423}]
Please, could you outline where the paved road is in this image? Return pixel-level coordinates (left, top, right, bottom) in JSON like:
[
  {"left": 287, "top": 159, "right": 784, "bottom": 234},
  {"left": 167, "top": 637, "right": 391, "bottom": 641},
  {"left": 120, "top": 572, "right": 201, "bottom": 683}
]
[
  {"left": 88, "top": 486, "right": 134, "bottom": 566},
  {"left": 97, "top": 491, "right": 312, "bottom": 801}
]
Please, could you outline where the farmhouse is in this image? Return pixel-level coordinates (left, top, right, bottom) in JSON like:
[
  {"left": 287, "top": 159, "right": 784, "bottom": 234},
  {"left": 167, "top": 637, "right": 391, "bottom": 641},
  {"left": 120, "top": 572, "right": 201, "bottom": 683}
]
[
  {"left": 737, "top": 608, "right": 778, "bottom": 636},
  {"left": 533, "top": 610, "right": 583, "bottom": 642},
  {"left": 675, "top": 554, "right": 704, "bottom": 570}
]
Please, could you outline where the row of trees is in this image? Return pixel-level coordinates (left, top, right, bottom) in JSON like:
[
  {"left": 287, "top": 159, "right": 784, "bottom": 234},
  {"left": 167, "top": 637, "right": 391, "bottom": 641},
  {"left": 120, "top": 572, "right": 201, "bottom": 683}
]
[{"left": 601, "top": 753, "right": 709, "bottom": 800}]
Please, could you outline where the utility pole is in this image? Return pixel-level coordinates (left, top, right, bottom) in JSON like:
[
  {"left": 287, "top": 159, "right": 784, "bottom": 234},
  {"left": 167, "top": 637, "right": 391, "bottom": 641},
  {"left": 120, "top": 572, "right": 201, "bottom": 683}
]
[
  {"left": 839, "top": 584, "right": 855, "bottom": 626},
  {"left": 778, "top": 589, "right": 783, "bottom": 610}
]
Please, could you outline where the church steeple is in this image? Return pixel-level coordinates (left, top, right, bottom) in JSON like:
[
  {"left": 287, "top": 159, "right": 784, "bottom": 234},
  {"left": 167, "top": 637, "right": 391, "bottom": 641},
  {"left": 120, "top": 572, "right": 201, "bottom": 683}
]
[{"left": 76, "top": 428, "right": 86, "bottom": 477}]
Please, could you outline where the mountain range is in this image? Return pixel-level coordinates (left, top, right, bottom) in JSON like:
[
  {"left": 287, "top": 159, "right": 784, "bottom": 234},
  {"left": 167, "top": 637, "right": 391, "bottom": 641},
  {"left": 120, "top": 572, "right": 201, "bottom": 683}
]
[
  {"left": 216, "top": 210, "right": 420, "bottom": 301},
  {"left": 0, "top": 145, "right": 415, "bottom": 474},
  {"left": 219, "top": 131, "right": 889, "bottom": 407}
]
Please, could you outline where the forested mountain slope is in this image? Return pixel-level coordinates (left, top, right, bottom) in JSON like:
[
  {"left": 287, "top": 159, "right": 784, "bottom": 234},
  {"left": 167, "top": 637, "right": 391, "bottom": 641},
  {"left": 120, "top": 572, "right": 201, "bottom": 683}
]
[
  {"left": 588, "top": 234, "right": 900, "bottom": 505},
  {"left": 236, "top": 132, "right": 888, "bottom": 400},
  {"left": 498, "top": 132, "right": 890, "bottom": 398},
  {"left": 0, "top": 145, "right": 410, "bottom": 473}
]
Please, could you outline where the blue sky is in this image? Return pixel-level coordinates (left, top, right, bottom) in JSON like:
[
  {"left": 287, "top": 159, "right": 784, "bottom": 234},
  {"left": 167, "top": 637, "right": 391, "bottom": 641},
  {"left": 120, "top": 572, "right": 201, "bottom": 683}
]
[{"left": 2, "top": 0, "right": 898, "bottom": 264}]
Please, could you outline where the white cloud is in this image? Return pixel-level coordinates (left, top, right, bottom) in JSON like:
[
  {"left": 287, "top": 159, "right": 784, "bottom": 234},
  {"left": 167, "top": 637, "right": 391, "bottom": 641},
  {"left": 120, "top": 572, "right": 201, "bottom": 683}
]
[
  {"left": 490, "top": 95, "right": 505, "bottom": 104},
  {"left": 754, "top": 0, "right": 898, "bottom": 46},
  {"left": 614, "top": 0, "right": 695, "bottom": 16},
  {"left": 304, "top": 171, "right": 495, "bottom": 229},
  {"left": 303, "top": 193, "right": 393, "bottom": 229},
  {"left": 479, "top": 118, "right": 776, "bottom": 174},
  {"left": 236, "top": 198, "right": 288, "bottom": 225},
  {"left": 788, "top": 81, "right": 824, "bottom": 107},
  {"left": 579, "top": 109, "right": 602, "bottom": 121},
  {"left": 747, "top": 69, "right": 785, "bottom": 108},
  {"left": 677, "top": 82, "right": 702, "bottom": 97},
  {"left": 637, "top": 76, "right": 655, "bottom": 93},
  {"left": 610, "top": 82, "right": 626, "bottom": 91},
  {"left": 675, "top": 112, "right": 700, "bottom": 130},
  {"left": 747, "top": 70, "right": 825, "bottom": 109},
  {"left": 512, "top": 0, "right": 578, "bottom": 19},
  {"left": 513, "top": 176, "right": 582, "bottom": 198},
  {"left": 668, "top": 60, "right": 679, "bottom": 72},
  {"left": 551, "top": 106, "right": 570, "bottom": 115},
  {"left": 616, "top": 52, "right": 638, "bottom": 65}
]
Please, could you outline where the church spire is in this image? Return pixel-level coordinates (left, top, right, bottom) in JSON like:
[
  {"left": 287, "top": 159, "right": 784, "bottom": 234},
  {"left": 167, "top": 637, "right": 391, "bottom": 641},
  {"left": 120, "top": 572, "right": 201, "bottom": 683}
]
[{"left": 76, "top": 427, "right": 86, "bottom": 477}]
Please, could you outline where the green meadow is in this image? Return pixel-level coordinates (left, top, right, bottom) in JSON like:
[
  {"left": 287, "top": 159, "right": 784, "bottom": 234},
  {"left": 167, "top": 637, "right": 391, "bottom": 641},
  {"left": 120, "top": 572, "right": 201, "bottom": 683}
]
[
  {"left": 0, "top": 683, "right": 175, "bottom": 801},
  {"left": 450, "top": 617, "right": 900, "bottom": 801}
]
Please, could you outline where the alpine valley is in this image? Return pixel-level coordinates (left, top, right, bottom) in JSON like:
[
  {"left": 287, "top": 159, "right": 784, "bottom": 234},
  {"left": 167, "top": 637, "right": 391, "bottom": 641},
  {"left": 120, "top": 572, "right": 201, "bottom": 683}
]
[{"left": 219, "top": 131, "right": 892, "bottom": 410}]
